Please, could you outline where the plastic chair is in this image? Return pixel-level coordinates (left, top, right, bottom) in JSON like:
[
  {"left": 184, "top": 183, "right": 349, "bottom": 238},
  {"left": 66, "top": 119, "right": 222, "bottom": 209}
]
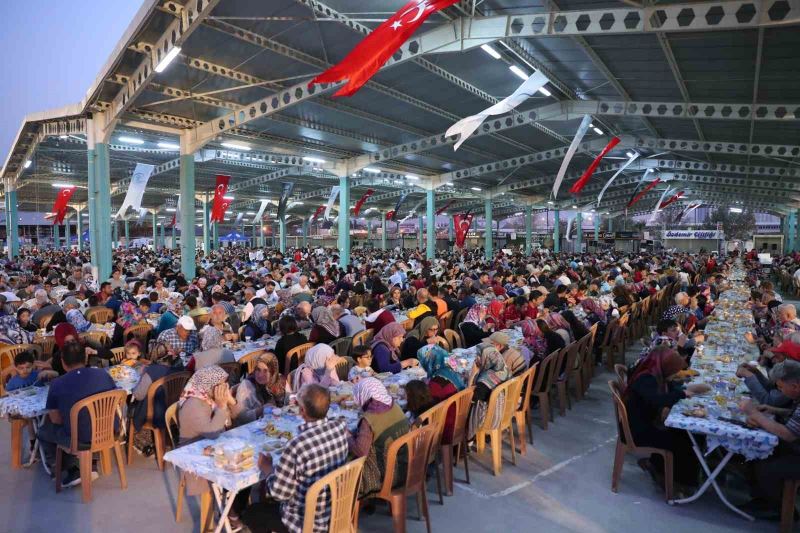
[
  {"left": 163, "top": 400, "right": 188, "bottom": 523},
  {"left": 555, "top": 343, "right": 579, "bottom": 416},
  {"left": 111, "top": 347, "right": 126, "bottom": 364},
  {"left": 81, "top": 331, "right": 111, "bottom": 349},
  {"left": 372, "top": 424, "right": 437, "bottom": 533},
  {"left": 781, "top": 479, "right": 799, "bottom": 533},
  {"left": 531, "top": 350, "right": 558, "bottom": 430},
  {"left": 85, "top": 306, "right": 114, "bottom": 324},
  {"left": 126, "top": 371, "right": 191, "bottom": 470},
  {"left": 568, "top": 333, "right": 591, "bottom": 401},
  {"left": 439, "top": 387, "right": 474, "bottom": 496},
  {"left": 475, "top": 375, "right": 524, "bottom": 476},
  {"left": 34, "top": 337, "right": 56, "bottom": 360},
  {"left": 513, "top": 364, "right": 537, "bottom": 455},
  {"left": 417, "top": 401, "right": 449, "bottom": 505},
  {"left": 443, "top": 329, "right": 462, "bottom": 350},
  {"left": 614, "top": 364, "right": 629, "bottom": 390},
  {"left": 55, "top": 389, "right": 128, "bottom": 503},
  {"left": 438, "top": 311, "right": 453, "bottom": 332},
  {"left": 608, "top": 380, "right": 673, "bottom": 500},
  {"left": 285, "top": 342, "right": 314, "bottom": 375},
  {"left": 352, "top": 329, "right": 373, "bottom": 349},
  {"left": 238, "top": 349, "right": 265, "bottom": 375},
  {"left": 453, "top": 308, "right": 467, "bottom": 329},
  {"left": 303, "top": 457, "right": 367, "bottom": 533},
  {"left": 330, "top": 336, "right": 353, "bottom": 358},
  {"left": 123, "top": 323, "right": 153, "bottom": 352},
  {"left": 220, "top": 362, "right": 242, "bottom": 384},
  {"left": 335, "top": 356, "right": 355, "bottom": 381}
]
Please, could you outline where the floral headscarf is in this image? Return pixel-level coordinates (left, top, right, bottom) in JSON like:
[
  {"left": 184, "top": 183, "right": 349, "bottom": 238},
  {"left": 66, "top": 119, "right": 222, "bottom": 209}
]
[
  {"left": 370, "top": 322, "right": 405, "bottom": 362},
  {"left": 519, "top": 319, "right": 547, "bottom": 361},
  {"left": 200, "top": 326, "right": 224, "bottom": 351},
  {"left": 545, "top": 312, "right": 571, "bottom": 333},
  {"left": 179, "top": 365, "right": 228, "bottom": 407},
  {"left": 117, "top": 301, "right": 144, "bottom": 329},
  {"left": 165, "top": 294, "right": 184, "bottom": 316},
  {"left": 463, "top": 304, "right": 487, "bottom": 326},
  {"left": 475, "top": 344, "right": 509, "bottom": 391},
  {"left": 353, "top": 377, "right": 393, "bottom": 408},
  {"left": 580, "top": 298, "right": 607, "bottom": 324},
  {"left": 312, "top": 306, "right": 340, "bottom": 338},
  {"left": 248, "top": 352, "right": 286, "bottom": 401},
  {"left": 417, "top": 344, "right": 465, "bottom": 390},
  {"left": 0, "top": 315, "right": 33, "bottom": 345}
]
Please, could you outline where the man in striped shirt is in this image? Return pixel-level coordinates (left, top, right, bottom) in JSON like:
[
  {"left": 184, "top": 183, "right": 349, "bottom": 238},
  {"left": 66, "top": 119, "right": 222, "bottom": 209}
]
[{"left": 242, "top": 384, "right": 349, "bottom": 533}]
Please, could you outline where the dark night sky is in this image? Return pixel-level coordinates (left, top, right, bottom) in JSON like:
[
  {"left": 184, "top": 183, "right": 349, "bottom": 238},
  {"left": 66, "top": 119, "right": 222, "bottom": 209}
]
[{"left": 0, "top": 1, "right": 143, "bottom": 163}]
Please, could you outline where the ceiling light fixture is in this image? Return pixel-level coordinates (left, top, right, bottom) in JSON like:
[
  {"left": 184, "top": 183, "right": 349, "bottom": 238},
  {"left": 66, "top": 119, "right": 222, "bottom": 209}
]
[
  {"left": 154, "top": 46, "right": 181, "bottom": 73},
  {"left": 592, "top": 127, "right": 604, "bottom": 135},
  {"left": 23, "top": 160, "right": 32, "bottom": 169},
  {"left": 547, "top": 200, "right": 554, "bottom": 205},
  {"left": 51, "top": 183, "right": 74, "bottom": 188},
  {"left": 221, "top": 142, "right": 250, "bottom": 151},
  {"left": 118, "top": 136, "right": 144, "bottom": 145},
  {"left": 303, "top": 156, "right": 325, "bottom": 164},
  {"left": 223, "top": 196, "right": 234, "bottom": 200},
  {"left": 157, "top": 142, "right": 180, "bottom": 150},
  {"left": 539, "top": 87, "right": 551, "bottom": 97},
  {"left": 165, "top": 208, "right": 176, "bottom": 212},
  {"left": 626, "top": 151, "right": 635, "bottom": 158},
  {"left": 480, "top": 44, "right": 502, "bottom": 59},
  {"left": 405, "top": 174, "right": 419, "bottom": 180},
  {"left": 59, "top": 135, "right": 69, "bottom": 140},
  {"left": 471, "top": 187, "right": 482, "bottom": 191},
  {"left": 363, "top": 167, "right": 381, "bottom": 173},
  {"left": 509, "top": 65, "right": 528, "bottom": 80},
  {"left": 729, "top": 207, "right": 743, "bottom": 213}
]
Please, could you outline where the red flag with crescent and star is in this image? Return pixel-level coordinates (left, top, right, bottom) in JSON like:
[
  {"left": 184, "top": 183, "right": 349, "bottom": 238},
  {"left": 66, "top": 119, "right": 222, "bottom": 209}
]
[
  {"left": 385, "top": 210, "right": 396, "bottom": 221},
  {"left": 210, "top": 175, "right": 231, "bottom": 223},
  {"left": 353, "top": 189, "right": 375, "bottom": 216},
  {"left": 627, "top": 178, "right": 661, "bottom": 208},
  {"left": 52, "top": 186, "right": 76, "bottom": 225},
  {"left": 453, "top": 212, "right": 474, "bottom": 248},
  {"left": 569, "top": 137, "right": 621, "bottom": 195},
  {"left": 309, "top": 0, "right": 460, "bottom": 97},
  {"left": 659, "top": 191, "right": 684, "bottom": 209},
  {"left": 310, "top": 205, "right": 325, "bottom": 222}
]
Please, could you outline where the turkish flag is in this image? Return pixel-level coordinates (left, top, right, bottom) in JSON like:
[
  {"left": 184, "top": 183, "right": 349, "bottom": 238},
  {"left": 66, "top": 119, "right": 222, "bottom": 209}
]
[
  {"left": 217, "top": 199, "right": 232, "bottom": 221},
  {"left": 453, "top": 213, "right": 474, "bottom": 248},
  {"left": 659, "top": 191, "right": 684, "bottom": 209},
  {"left": 385, "top": 210, "right": 395, "bottom": 221},
  {"left": 627, "top": 178, "right": 661, "bottom": 208},
  {"left": 353, "top": 189, "right": 375, "bottom": 216},
  {"left": 52, "top": 187, "right": 76, "bottom": 225},
  {"left": 569, "top": 137, "right": 621, "bottom": 195},
  {"left": 309, "top": 0, "right": 460, "bottom": 97},
  {"left": 310, "top": 205, "right": 325, "bottom": 222},
  {"left": 210, "top": 175, "right": 231, "bottom": 222}
]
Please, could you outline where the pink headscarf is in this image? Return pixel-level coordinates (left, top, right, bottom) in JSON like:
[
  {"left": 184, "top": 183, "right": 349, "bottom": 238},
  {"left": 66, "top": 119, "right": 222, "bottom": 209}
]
[
  {"left": 353, "top": 377, "right": 393, "bottom": 408},
  {"left": 370, "top": 322, "right": 406, "bottom": 362}
]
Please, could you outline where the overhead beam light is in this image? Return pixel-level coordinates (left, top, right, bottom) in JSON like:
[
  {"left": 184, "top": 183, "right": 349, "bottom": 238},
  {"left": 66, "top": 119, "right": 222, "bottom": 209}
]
[
  {"left": 51, "top": 183, "right": 74, "bottom": 188},
  {"left": 157, "top": 142, "right": 180, "bottom": 150},
  {"left": 539, "top": 87, "right": 551, "bottom": 97},
  {"left": 363, "top": 167, "right": 381, "bottom": 173},
  {"left": 445, "top": 182, "right": 454, "bottom": 186},
  {"left": 626, "top": 151, "right": 635, "bottom": 158},
  {"left": 547, "top": 201, "right": 554, "bottom": 205},
  {"left": 220, "top": 142, "right": 250, "bottom": 151},
  {"left": 471, "top": 187, "right": 482, "bottom": 191},
  {"left": 23, "top": 160, "right": 32, "bottom": 169},
  {"left": 405, "top": 174, "right": 419, "bottom": 180},
  {"left": 165, "top": 208, "right": 176, "bottom": 212},
  {"left": 480, "top": 44, "right": 502, "bottom": 59},
  {"left": 303, "top": 156, "right": 325, "bottom": 164},
  {"left": 59, "top": 135, "right": 69, "bottom": 140},
  {"left": 509, "top": 65, "right": 528, "bottom": 81},
  {"left": 729, "top": 207, "right": 743, "bottom": 213},
  {"left": 118, "top": 136, "right": 144, "bottom": 145},
  {"left": 154, "top": 46, "right": 181, "bottom": 73},
  {"left": 592, "top": 127, "right": 604, "bottom": 135},
  {"left": 223, "top": 196, "right": 234, "bottom": 200}
]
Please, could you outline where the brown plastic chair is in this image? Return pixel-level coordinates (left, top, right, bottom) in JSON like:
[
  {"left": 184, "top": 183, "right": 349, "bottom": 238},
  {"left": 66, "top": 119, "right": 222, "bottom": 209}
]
[
  {"left": 513, "top": 364, "right": 537, "bottom": 456},
  {"left": 608, "top": 380, "right": 673, "bottom": 501},
  {"left": 85, "top": 306, "right": 114, "bottom": 324},
  {"left": 111, "top": 347, "right": 126, "bottom": 364},
  {"left": 781, "top": 479, "right": 799, "bottom": 533},
  {"left": 335, "top": 356, "right": 355, "bottom": 381},
  {"left": 126, "top": 371, "right": 191, "bottom": 469},
  {"left": 285, "top": 342, "right": 314, "bottom": 375},
  {"left": 475, "top": 375, "right": 524, "bottom": 476},
  {"left": 80, "top": 331, "right": 111, "bottom": 348},
  {"left": 569, "top": 333, "right": 592, "bottom": 400},
  {"left": 531, "top": 350, "right": 558, "bottom": 430},
  {"left": 303, "top": 457, "right": 367, "bottom": 533},
  {"left": 34, "top": 337, "right": 56, "bottom": 360},
  {"left": 163, "top": 400, "right": 188, "bottom": 523},
  {"left": 330, "top": 336, "right": 353, "bottom": 358},
  {"left": 401, "top": 318, "right": 414, "bottom": 331},
  {"left": 453, "top": 307, "right": 467, "bottom": 329},
  {"left": 439, "top": 387, "right": 474, "bottom": 495},
  {"left": 372, "top": 424, "right": 437, "bottom": 533},
  {"left": 238, "top": 349, "right": 265, "bottom": 374},
  {"left": 123, "top": 323, "right": 153, "bottom": 352},
  {"left": 417, "top": 401, "right": 449, "bottom": 505},
  {"left": 351, "top": 329, "right": 373, "bottom": 349},
  {"left": 438, "top": 311, "right": 453, "bottom": 333},
  {"left": 443, "top": 329, "right": 462, "bottom": 350},
  {"left": 55, "top": 389, "right": 127, "bottom": 503},
  {"left": 614, "top": 364, "right": 629, "bottom": 390},
  {"left": 555, "top": 343, "right": 579, "bottom": 416}
]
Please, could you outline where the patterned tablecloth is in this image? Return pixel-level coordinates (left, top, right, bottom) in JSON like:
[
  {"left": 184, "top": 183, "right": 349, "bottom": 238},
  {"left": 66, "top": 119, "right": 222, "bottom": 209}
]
[
  {"left": 0, "top": 364, "right": 139, "bottom": 419},
  {"left": 664, "top": 279, "right": 779, "bottom": 461},
  {"left": 35, "top": 322, "right": 116, "bottom": 339}
]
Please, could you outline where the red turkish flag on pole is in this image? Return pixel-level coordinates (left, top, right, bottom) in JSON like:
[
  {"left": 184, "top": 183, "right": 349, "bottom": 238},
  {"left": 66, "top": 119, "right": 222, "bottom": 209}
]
[
  {"left": 52, "top": 187, "right": 76, "bottom": 224},
  {"left": 216, "top": 199, "right": 232, "bottom": 221},
  {"left": 353, "top": 189, "right": 375, "bottom": 216},
  {"left": 659, "top": 191, "right": 684, "bottom": 209},
  {"left": 569, "top": 137, "right": 621, "bottom": 195},
  {"left": 453, "top": 213, "right": 474, "bottom": 248},
  {"left": 309, "top": 0, "right": 460, "bottom": 97},
  {"left": 627, "top": 178, "right": 661, "bottom": 208},
  {"left": 210, "top": 175, "right": 231, "bottom": 222}
]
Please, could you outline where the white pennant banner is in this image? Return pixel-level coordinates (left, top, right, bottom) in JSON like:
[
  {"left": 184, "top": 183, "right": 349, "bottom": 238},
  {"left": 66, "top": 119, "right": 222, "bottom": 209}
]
[
  {"left": 324, "top": 186, "right": 340, "bottom": 220},
  {"left": 596, "top": 153, "right": 639, "bottom": 208},
  {"left": 446, "top": 71, "right": 550, "bottom": 152},
  {"left": 116, "top": 163, "right": 154, "bottom": 219},
  {"left": 678, "top": 203, "right": 702, "bottom": 222},
  {"left": 253, "top": 199, "right": 270, "bottom": 223},
  {"left": 649, "top": 187, "right": 674, "bottom": 224},
  {"left": 136, "top": 207, "right": 148, "bottom": 226},
  {"left": 235, "top": 212, "right": 244, "bottom": 225},
  {"left": 552, "top": 115, "right": 592, "bottom": 200},
  {"left": 565, "top": 215, "right": 575, "bottom": 241},
  {"left": 174, "top": 194, "right": 181, "bottom": 231}
]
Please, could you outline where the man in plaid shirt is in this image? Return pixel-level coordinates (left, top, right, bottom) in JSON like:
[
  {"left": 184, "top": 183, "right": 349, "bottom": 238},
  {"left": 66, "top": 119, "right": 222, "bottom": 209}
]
[
  {"left": 242, "top": 383, "right": 349, "bottom": 533},
  {"left": 155, "top": 316, "right": 199, "bottom": 356}
]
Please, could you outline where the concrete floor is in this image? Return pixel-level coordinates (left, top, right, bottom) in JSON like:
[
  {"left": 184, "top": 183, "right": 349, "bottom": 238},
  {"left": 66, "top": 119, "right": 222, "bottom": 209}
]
[{"left": 0, "top": 344, "right": 780, "bottom": 533}]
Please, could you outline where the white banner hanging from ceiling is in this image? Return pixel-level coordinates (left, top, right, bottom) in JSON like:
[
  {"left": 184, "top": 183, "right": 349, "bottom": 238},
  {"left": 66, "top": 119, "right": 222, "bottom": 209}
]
[
  {"left": 324, "top": 186, "right": 340, "bottom": 220},
  {"left": 552, "top": 115, "right": 592, "bottom": 200},
  {"left": 115, "top": 163, "right": 154, "bottom": 219},
  {"left": 446, "top": 71, "right": 550, "bottom": 152},
  {"left": 253, "top": 199, "right": 270, "bottom": 223},
  {"left": 596, "top": 153, "right": 639, "bottom": 208}
]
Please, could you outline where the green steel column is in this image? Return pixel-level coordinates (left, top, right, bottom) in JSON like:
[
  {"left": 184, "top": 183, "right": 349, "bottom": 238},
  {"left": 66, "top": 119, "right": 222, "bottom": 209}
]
[
  {"left": 594, "top": 214, "right": 600, "bottom": 242},
  {"left": 525, "top": 204, "right": 533, "bottom": 255},
  {"left": 112, "top": 221, "right": 117, "bottom": 249},
  {"left": 608, "top": 217, "right": 614, "bottom": 233},
  {"left": 426, "top": 189, "right": 435, "bottom": 259},
  {"left": 786, "top": 213, "right": 797, "bottom": 253},
  {"left": 7, "top": 188, "right": 18, "bottom": 258},
  {"left": 279, "top": 217, "right": 287, "bottom": 254},
  {"left": 124, "top": 218, "right": 130, "bottom": 249},
  {"left": 338, "top": 176, "right": 350, "bottom": 266},
  {"left": 159, "top": 220, "right": 164, "bottom": 250},
  {"left": 87, "top": 145, "right": 98, "bottom": 266},
  {"left": 179, "top": 153, "right": 196, "bottom": 279},
  {"left": 94, "top": 143, "right": 112, "bottom": 280},
  {"left": 553, "top": 208, "right": 560, "bottom": 253},
  {"left": 203, "top": 194, "right": 210, "bottom": 255},
  {"left": 152, "top": 212, "right": 157, "bottom": 251},
  {"left": 796, "top": 210, "right": 800, "bottom": 252},
  {"left": 381, "top": 215, "right": 387, "bottom": 250},
  {"left": 417, "top": 216, "right": 424, "bottom": 251},
  {"left": 171, "top": 224, "right": 176, "bottom": 250},
  {"left": 75, "top": 206, "right": 82, "bottom": 252},
  {"left": 259, "top": 220, "right": 264, "bottom": 248},
  {"left": 484, "top": 198, "right": 493, "bottom": 260},
  {"left": 212, "top": 223, "right": 218, "bottom": 250},
  {"left": 448, "top": 217, "right": 454, "bottom": 242},
  {"left": 54, "top": 224, "right": 60, "bottom": 250},
  {"left": 302, "top": 220, "right": 308, "bottom": 248},
  {"left": 65, "top": 213, "right": 72, "bottom": 250},
  {"left": 575, "top": 212, "right": 583, "bottom": 253}
]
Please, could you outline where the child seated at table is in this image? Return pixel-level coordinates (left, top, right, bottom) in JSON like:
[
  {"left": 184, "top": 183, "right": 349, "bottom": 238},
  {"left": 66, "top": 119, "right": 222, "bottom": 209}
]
[
  {"left": 119, "top": 340, "right": 149, "bottom": 372},
  {"left": 348, "top": 345, "right": 376, "bottom": 381},
  {"left": 5, "top": 351, "right": 58, "bottom": 391}
]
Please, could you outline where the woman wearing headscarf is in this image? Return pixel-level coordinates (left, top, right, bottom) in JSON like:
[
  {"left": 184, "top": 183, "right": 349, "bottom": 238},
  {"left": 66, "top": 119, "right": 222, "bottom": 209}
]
[
  {"left": 178, "top": 365, "right": 235, "bottom": 496},
  {"left": 487, "top": 331, "right": 527, "bottom": 377},
  {"left": 468, "top": 344, "right": 510, "bottom": 438},
  {"left": 232, "top": 352, "right": 287, "bottom": 425},
  {"left": 460, "top": 304, "right": 492, "bottom": 348},
  {"left": 291, "top": 343, "right": 341, "bottom": 391},
  {"left": 154, "top": 294, "right": 182, "bottom": 336},
  {"left": 485, "top": 300, "right": 506, "bottom": 330},
  {"left": 130, "top": 351, "right": 182, "bottom": 456},
  {"left": 371, "top": 322, "right": 419, "bottom": 374},
  {"left": 0, "top": 314, "right": 33, "bottom": 346},
  {"left": 187, "top": 326, "right": 235, "bottom": 371},
  {"left": 561, "top": 310, "right": 590, "bottom": 341},
  {"left": 624, "top": 346, "right": 709, "bottom": 487},
  {"left": 308, "top": 306, "right": 341, "bottom": 344},
  {"left": 348, "top": 377, "right": 410, "bottom": 498},
  {"left": 417, "top": 343, "right": 465, "bottom": 443},
  {"left": 401, "top": 316, "right": 445, "bottom": 360},
  {"left": 519, "top": 319, "right": 548, "bottom": 365},
  {"left": 243, "top": 303, "right": 272, "bottom": 340},
  {"left": 545, "top": 312, "right": 573, "bottom": 344}
]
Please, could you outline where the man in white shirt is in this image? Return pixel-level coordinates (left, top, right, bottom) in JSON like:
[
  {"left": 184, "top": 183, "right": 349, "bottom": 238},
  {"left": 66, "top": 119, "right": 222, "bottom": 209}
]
[{"left": 290, "top": 275, "right": 312, "bottom": 296}]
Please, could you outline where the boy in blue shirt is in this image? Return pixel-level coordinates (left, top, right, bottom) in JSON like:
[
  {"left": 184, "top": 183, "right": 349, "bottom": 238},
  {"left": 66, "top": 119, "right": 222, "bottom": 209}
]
[{"left": 5, "top": 351, "right": 57, "bottom": 392}]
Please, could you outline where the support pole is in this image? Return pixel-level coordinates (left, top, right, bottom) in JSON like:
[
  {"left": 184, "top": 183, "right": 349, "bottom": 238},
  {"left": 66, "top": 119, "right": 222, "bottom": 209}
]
[
  {"left": 594, "top": 214, "right": 600, "bottom": 242},
  {"left": 426, "top": 189, "right": 435, "bottom": 259},
  {"left": 124, "top": 218, "right": 130, "bottom": 249},
  {"left": 54, "top": 224, "right": 60, "bottom": 250},
  {"left": 5, "top": 184, "right": 19, "bottom": 258},
  {"left": 553, "top": 208, "right": 560, "bottom": 253},
  {"left": 484, "top": 198, "right": 493, "bottom": 260},
  {"left": 87, "top": 118, "right": 113, "bottom": 280},
  {"left": 179, "top": 138, "right": 197, "bottom": 279},
  {"left": 75, "top": 206, "right": 82, "bottom": 252},
  {"left": 338, "top": 176, "right": 350, "bottom": 266},
  {"left": 203, "top": 193, "right": 210, "bottom": 255},
  {"left": 302, "top": 220, "right": 308, "bottom": 248},
  {"left": 152, "top": 212, "right": 158, "bottom": 251},
  {"left": 381, "top": 215, "right": 387, "bottom": 251},
  {"left": 279, "top": 217, "right": 287, "bottom": 254},
  {"left": 575, "top": 212, "right": 583, "bottom": 253},
  {"left": 65, "top": 213, "right": 72, "bottom": 250},
  {"left": 525, "top": 204, "right": 533, "bottom": 255}
]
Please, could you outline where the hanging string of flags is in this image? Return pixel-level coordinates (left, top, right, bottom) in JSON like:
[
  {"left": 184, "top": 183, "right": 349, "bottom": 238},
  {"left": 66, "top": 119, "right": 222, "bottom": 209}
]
[
  {"left": 435, "top": 199, "right": 454, "bottom": 215},
  {"left": 659, "top": 191, "right": 684, "bottom": 209},
  {"left": 324, "top": 186, "right": 340, "bottom": 220},
  {"left": 116, "top": 163, "right": 154, "bottom": 219},
  {"left": 649, "top": 187, "right": 675, "bottom": 223},
  {"left": 310, "top": 205, "right": 325, "bottom": 222}
]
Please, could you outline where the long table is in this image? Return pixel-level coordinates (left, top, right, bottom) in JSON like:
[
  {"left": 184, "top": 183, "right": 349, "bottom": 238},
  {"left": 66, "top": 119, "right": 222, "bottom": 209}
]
[{"left": 664, "top": 268, "right": 779, "bottom": 520}]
